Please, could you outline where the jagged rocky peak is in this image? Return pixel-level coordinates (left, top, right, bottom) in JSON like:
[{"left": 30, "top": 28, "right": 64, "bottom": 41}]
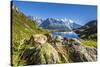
[
  {"left": 28, "top": 16, "right": 82, "bottom": 30},
  {"left": 28, "top": 16, "right": 44, "bottom": 25}
]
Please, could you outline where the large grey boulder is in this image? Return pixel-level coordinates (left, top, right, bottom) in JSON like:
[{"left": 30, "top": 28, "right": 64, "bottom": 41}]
[
  {"left": 20, "top": 34, "right": 60, "bottom": 65},
  {"left": 67, "top": 44, "right": 97, "bottom": 62}
]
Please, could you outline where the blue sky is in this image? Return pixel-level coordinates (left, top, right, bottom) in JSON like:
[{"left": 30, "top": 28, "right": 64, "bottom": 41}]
[{"left": 12, "top": 1, "right": 97, "bottom": 25}]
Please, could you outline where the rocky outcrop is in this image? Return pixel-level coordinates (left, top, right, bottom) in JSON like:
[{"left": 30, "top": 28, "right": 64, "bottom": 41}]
[
  {"left": 67, "top": 44, "right": 97, "bottom": 62},
  {"left": 19, "top": 34, "right": 97, "bottom": 65},
  {"left": 20, "top": 34, "right": 60, "bottom": 65}
]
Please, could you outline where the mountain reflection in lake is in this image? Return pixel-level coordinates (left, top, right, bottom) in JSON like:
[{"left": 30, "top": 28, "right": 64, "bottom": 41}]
[{"left": 52, "top": 31, "right": 80, "bottom": 39}]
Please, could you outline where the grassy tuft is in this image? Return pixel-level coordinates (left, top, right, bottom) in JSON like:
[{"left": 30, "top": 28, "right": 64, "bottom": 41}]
[{"left": 81, "top": 39, "right": 97, "bottom": 48}]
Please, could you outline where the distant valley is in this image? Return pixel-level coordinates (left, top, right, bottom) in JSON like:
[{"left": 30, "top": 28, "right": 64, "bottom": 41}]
[{"left": 74, "top": 20, "right": 97, "bottom": 39}]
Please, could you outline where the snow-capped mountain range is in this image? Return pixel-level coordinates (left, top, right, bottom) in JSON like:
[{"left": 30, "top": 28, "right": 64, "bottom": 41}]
[
  {"left": 28, "top": 16, "right": 44, "bottom": 25},
  {"left": 28, "top": 16, "right": 82, "bottom": 30}
]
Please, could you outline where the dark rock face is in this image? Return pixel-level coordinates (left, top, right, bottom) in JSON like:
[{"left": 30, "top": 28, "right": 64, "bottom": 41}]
[
  {"left": 74, "top": 20, "right": 97, "bottom": 39},
  {"left": 19, "top": 34, "right": 97, "bottom": 65}
]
